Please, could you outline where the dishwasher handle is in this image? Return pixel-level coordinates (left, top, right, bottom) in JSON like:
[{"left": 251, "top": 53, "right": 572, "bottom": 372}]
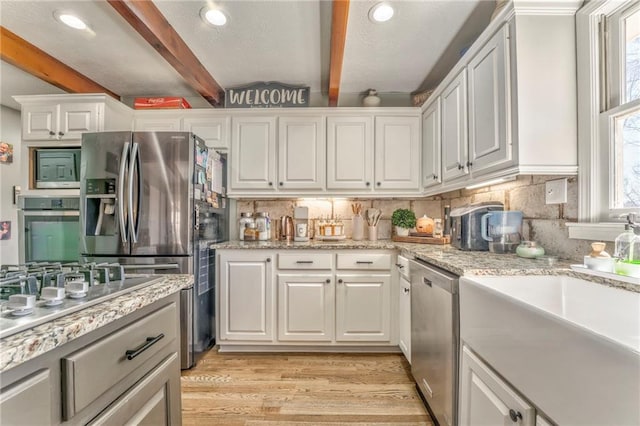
[
  {"left": 410, "top": 259, "right": 458, "bottom": 294},
  {"left": 422, "top": 277, "right": 433, "bottom": 287}
]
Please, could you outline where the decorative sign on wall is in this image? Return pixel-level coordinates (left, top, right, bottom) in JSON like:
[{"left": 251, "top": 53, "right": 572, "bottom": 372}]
[{"left": 225, "top": 81, "right": 310, "bottom": 108}]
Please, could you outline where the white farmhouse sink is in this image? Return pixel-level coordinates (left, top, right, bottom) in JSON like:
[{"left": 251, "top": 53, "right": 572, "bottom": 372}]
[{"left": 460, "top": 275, "right": 640, "bottom": 426}]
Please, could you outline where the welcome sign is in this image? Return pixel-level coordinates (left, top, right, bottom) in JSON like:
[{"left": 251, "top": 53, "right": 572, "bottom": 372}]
[{"left": 224, "top": 82, "right": 310, "bottom": 108}]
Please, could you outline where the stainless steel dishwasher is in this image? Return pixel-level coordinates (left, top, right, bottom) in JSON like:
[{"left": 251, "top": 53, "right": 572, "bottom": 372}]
[{"left": 410, "top": 257, "right": 459, "bottom": 426}]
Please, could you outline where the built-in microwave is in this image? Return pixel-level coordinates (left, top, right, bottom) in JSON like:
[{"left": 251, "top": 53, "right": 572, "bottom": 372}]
[{"left": 33, "top": 147, "right": 81, "bottom": 189}]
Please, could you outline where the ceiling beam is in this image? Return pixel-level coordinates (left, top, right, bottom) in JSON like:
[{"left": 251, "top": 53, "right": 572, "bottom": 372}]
[
  {"left": 107, "top": 0, "right": 224, "bottom": 107},
  {"left": 0, "top": 26, "right": 120, "bottom": 99},
  {"left": 328, "top": 0, "right": 350, "bottom": 107}
]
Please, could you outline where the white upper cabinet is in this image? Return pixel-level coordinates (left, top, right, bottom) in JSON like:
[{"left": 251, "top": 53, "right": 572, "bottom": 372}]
[
  {"left": 277, "top": 116, "right": 325, "bottom": 190},
  {"left": 468, "top": 25, "right": 511, "bottom": 176},
  {"left": 327, "top": 116, "right": 374, "bottom": 190},
  {"left": 182, "top": 116, "right": 230, "bottom": 151},
  {"left": 16, "top": 94, "right": 133, "bottom": 142},
  {"left": 441, "top": 70, "right": 469, "bottom": 183},
  {"left": 422, "top": 98, "right": 442, "bottom": 189},
  {"left": 374, "top": 116, "right": 420, "bottom": 190},
  {"left": 230, "top": 116, "right": 277, "bottom": 190},
  {"left": 133, "top": 116, "right": 181, "bottom": 132}
]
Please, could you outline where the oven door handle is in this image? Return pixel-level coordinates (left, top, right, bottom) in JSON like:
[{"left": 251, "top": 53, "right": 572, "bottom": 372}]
[
  {"left": 118, "top": 142, "right": 130, "bottom": 244},
  {"left": 20, "top": 211, "right": 80, "bottom": 217}
]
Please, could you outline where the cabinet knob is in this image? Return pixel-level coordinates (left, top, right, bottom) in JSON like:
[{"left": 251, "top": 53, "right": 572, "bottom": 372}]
[
  {"left": 457, "top": 163, "right": 463, "bottom": 170},
  {"left": 433, "top": 174, "right": 438, "bottom": 180},
  {"left": 366, "top": 182, "right": 371, "bottom": 186},
  {"left": 508, "top": 409, "right": 523, "bottom": 422},
  {"left": 395, "top": 263, "right": 404, "bottom": 269},
  {"left": 49, "top": 131, "right": 55, "bottom": 136},
  {"left": 279, "top": 182, "right": 283, "bottom": 186},
  {"left": 467, "top": 161, "right": 473, "bottom": 168},
  {"left": 338, "top": 279, "right": 343, "bottom": 284},
  {"left": 325, "top": 279, "right": 330, "bottom": 284},
  {"left": 58, "top": 131, "right": 65, "bottom": 137},
  {"left": 403, "top": 288, "right": 410, "bottom": 294},
  {"left": 376, "top": 182, "right": 381, "bottom": 186},
  {"left": 266, "top": 258, "right": 271, "bottom": 263},
  {"left": 268, "top": 182, "right": 273, "bottom": 186}
]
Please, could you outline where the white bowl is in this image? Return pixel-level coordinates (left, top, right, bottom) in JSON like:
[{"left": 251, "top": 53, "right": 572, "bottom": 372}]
[{"left": 584, "top": 256, "right": 614, "bottom": 273}]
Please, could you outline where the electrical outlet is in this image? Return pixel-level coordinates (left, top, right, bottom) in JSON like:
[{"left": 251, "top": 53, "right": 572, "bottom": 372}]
[{"left": 545, "top": 178, "right": 568, "bottom": 204}]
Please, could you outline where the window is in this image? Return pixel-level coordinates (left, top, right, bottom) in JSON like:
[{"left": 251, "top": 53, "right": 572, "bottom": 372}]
[{"left": 575, "top": 0, "right": 640, "bottom": 235}]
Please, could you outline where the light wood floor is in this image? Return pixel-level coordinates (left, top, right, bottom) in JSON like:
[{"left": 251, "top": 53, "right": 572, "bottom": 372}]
[{"left": 181, "top": 349, "right": 433, "bottom": 425}]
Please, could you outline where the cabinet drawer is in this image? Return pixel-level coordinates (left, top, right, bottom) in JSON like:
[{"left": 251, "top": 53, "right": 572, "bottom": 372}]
[
  {"left": 336, "top": 253, "right": 392, "bottom": 270},
  {"left": 62, "top": 302, "right": 177, "bottom": 419},
  {"left": 278, "top": 253, "right": 333, "bottom": 270}
]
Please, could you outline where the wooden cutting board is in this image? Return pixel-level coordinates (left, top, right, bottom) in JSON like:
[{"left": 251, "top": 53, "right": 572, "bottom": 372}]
[{"left": 392, "top": 235, "right": 451, "bottom": 245}]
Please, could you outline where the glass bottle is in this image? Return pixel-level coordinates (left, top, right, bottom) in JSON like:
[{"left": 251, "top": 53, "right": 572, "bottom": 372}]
[
  {"left": 238, "top": 212, "right": 254, "bottom": 241},
  {"left": 433, "top": 219, "right": 443, "bottom": 238},
  {"left": 243, "top": 222, "right": 259, "bottom": 241},
  {"left": 614, "top": 224, "right": 635, "bottom": 262},
  {"left": 334, "top": 216, "right": 344, "bottom": 236}
]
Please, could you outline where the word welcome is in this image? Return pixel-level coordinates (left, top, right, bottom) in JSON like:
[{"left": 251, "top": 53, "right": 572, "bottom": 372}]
[{"left": 225, "top": 82, "right": 310, "bottom": 108}]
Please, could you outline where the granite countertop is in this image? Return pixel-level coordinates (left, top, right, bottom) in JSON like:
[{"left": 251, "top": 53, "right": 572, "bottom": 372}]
[
  {"left": 213, "top": 240, "right": 638, "bottom": 293},
  {"left": 0, "top": 274, "right": 193, "bottom": 373}
]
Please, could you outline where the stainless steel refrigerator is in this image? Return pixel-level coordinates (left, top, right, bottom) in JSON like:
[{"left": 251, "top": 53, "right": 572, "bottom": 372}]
[{"left": 79, "top": 131, "right": 228, "bottom": 369}]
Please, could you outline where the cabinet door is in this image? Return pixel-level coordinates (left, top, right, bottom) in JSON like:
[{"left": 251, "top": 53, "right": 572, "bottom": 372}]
[
  {"left": 277, "top": 274, "right": 334, "bottom": 341},
  {"left": 88, "top": 353, "right": 181, "bottom": 426},
  {"left": 398, "top": 275, "right": 411, "bottom": 363},
  {"left": 327, "top": 116, "right": 374, "bottom": 190},
  {"left": 335, "top": 274, "right": 391, "bottom": 342},
  {"left": 441, "top": 70, "right": 469, "bottom": 182},
  {"left": 218, "top": 251, "right": 274, "bottom": 341},
  {"left": 459, "top": 345, "right": 535, "bottom": 426},
  {"left": 22, "top": 104, "right": 58, "bottom": 140},
  {"left": 0, "top": 370, "right": 52, "bottom": 425},
  {"left": 374, "top": 116, "right": 420, "bottom": 190},
  {"left": 133, "top": 117, "right": 182, "bottom": 131},
  {"left": 59, "top": 103, "right": 100, "bottom": 139},
  {"left": 278, "top": 116, "right": 325, "bottom": 190},
  {"left": 468, "top": 25, "right": 512, "bottom": 176},
  {"left": 230, "top": 117, "right": 277, "bottom": 190},
  {"left": 422, "top": 99, "right": 442, "bottom": 189},
  {"left": 183, "top": 116, "right": 230, "bottom": 150}
]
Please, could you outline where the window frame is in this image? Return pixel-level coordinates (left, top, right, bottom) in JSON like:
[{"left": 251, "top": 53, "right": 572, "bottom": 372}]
[{"left": 573, "top": 0, "right": 640, "bottom": 240}]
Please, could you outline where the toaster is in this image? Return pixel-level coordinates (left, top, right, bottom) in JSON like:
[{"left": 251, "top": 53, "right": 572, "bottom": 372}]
[{"left": 449, "top": 202, "right": 504, "bottom": 251}]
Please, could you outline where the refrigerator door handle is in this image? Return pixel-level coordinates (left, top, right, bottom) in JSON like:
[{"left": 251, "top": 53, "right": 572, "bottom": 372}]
[
  {"left": 128, "top": 142, "right": 141, "bottom": 243},
  {"left": 118, "top": 142, "right": 130, "bottom": 244}
]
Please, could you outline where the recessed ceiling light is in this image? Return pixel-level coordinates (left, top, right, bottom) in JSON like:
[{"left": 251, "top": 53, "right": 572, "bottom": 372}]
[
  {"left": 54, "top": 11, "right": 88, "bottom": 30},
  {"left": 200, "top": 7, "right": 227, "bottom": 27},
  {"left": 369, "top": 3, "right": 394, "bottom": 23}
]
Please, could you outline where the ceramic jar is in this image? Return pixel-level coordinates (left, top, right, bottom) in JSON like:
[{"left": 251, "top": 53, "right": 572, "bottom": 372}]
[
  {"left": 362, "top": 89, "right": 381, "bottom": 107},
  {"left": 516, "top": 241, "right": 545, "bottom": 258}
]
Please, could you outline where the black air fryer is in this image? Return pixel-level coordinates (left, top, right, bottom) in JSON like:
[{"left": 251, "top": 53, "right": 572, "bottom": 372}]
[{"left": 449, "top": 202, "right": 504, "bottom": 250}]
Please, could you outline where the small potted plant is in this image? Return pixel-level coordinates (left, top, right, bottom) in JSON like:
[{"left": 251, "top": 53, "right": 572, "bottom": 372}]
[{"left": 391, "top": 208, "right": 416, "bottom": 237}]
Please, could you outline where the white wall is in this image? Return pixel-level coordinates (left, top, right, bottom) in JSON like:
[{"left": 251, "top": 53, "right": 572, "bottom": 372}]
[{"left": 0, "top": 105, "right": 22, "bottom": 264}]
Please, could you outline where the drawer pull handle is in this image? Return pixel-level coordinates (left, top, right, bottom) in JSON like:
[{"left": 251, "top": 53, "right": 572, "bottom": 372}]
[
  {"left": 356, "top": 261, "right": 373, "bottom": 264},
  {"left": 395, "top": 263, "right": 404, "bottom": 269},
  {"left": 125, "top": 333, "right": 164, "bottom": 360},
  {"left": 296, "top": 260, "right": 314, "bottom": 264},
  {"left": 423, "top": 277, "right": 432, "bottom": 287}
]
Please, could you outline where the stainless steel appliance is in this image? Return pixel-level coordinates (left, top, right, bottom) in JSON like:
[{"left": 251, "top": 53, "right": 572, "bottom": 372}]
[
  {"left": 0, "top": 262, "right": 159, "bottom": 339},
  {"left": 18, "top": 196, "right": 80, "bottom": 264},
  {"left": 33, "top": 147, "right": 81, "bottom": 189},
  {"left": 449, "top": 202, "right": 503, "bottom": 251},
  {"left": 79, "top": 131, "right": 228, "bottom": 369},
  {"left": 410, "top": 257, "right": 460, "bottom": 426},
  {"left": 279, "top": 215, "right": 294, "bottom": 241}
]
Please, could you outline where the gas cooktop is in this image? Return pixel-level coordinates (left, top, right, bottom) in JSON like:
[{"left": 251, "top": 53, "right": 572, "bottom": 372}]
[{"left": 0, "top": 262, "right": 162, "bottom": 339}]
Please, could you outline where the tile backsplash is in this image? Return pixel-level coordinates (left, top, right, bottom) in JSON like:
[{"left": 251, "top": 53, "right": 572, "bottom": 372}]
[{"left": 234, "top": 175, "right": 592, "bottom": 262}]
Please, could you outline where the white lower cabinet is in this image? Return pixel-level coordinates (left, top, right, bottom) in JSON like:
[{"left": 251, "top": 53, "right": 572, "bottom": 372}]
[
  {"left": 277, "top": 274, "right": 334, "bottom": 341},
  {"left": 217, "top": 249, "right": 396, "bottom": 348},
  {"left": 335, "top": 274, "right": 391, "bottom": 342},
  {"left": 218, "top": 251, "right": 275, "bottom": 341},
  {"left": 398, "top": 275, "right": 411, "bottom": 363},
  {"left": 459, "top": 345, "right": 535, "bottom": 426}
]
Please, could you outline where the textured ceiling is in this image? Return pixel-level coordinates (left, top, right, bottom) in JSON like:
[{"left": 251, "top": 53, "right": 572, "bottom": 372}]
[
  {"left": 0, "top": 61, "right": 66, "bottom": 111},
  {"left": 0, "top": 0, "right": 493, "bottom": 109}
]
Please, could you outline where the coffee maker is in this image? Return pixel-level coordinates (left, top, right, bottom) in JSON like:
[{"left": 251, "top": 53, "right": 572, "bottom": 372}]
[{"left": 293, "top": 206, "right": 309, "bottom": 242}]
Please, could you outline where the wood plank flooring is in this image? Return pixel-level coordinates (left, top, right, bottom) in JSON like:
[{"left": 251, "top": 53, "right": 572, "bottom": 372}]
[{"left": 181, "top": 349, "right": 433, "bottom": 425}]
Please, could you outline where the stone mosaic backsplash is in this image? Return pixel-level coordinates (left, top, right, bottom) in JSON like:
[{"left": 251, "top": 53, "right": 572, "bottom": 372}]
[{"left": 234, "top": 175, "right": 592, "bottom": 262}]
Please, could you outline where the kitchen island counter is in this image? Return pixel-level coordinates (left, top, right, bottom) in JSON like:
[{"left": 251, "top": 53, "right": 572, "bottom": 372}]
[
  {"left": 213, "top": 240, "right": 637, "bottom": 293},
  {"left": 0, "top": 274, "right": 193, "bottom": 373}
]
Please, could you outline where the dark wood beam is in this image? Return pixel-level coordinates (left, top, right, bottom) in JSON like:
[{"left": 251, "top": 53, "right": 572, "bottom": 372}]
[
  {"left": 328, "top": 0, "right": 350, "bottom": 107},
  {"left": 107, "top": 0, "right": 223, "bottom": 107},
  {"left": 0, "top": 26, "right": 120, "bottom": 99}
]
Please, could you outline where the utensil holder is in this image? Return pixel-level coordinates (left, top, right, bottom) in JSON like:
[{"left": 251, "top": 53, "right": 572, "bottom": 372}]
[
  {"left": 368, "top": 225, "right": 378, "bottom": 241},
  {"left": 352, "top": 215, "right": 364, "bottom": 241}
]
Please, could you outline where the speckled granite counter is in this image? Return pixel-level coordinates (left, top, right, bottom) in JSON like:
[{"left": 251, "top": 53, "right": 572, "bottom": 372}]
[
  {"left": 0, "top": 274, "right": 193, "bottom": 373},
  {"left": 213, "top": 240, "right": 638, "bottom": 293}
]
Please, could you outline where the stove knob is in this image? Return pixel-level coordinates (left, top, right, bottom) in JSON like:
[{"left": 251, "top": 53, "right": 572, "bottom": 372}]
[
  {"left": 41, "top": 287, "right": 66, "bottom": 300},
  {"left": 8, "top": 294, "right": 36, "bottom": 309},
  {"left": 66, "top": 281, "right": 89, "bottom": 293}
]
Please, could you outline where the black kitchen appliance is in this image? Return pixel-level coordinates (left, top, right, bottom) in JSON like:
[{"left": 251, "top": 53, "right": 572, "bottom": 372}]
[{"left": 449, "top": 202, "right": 504, "bottom": 251}]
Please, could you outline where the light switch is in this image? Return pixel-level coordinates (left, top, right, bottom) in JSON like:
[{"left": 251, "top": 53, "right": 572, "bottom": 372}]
[{"left": 545, "top": 178, "right": 568, "bottom": 204}]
